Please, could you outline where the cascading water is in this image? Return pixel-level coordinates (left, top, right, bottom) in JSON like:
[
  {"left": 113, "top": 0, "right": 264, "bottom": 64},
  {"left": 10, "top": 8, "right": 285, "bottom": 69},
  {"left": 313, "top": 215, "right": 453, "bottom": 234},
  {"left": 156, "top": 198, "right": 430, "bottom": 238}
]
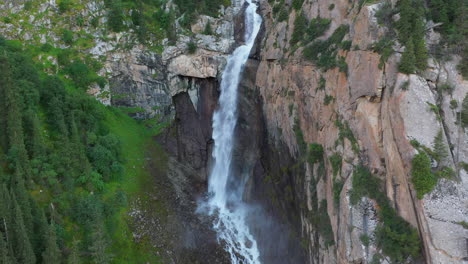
[{"left": 202, "top": 0, "right": 262, "bottom": 263}]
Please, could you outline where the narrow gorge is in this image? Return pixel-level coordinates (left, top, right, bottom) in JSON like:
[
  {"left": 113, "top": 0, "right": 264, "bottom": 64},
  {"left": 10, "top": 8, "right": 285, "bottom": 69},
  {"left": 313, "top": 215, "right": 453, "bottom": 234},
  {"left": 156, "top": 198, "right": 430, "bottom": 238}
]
[{"left": 0, "top": 0, "right": 467, "bottom": 263}]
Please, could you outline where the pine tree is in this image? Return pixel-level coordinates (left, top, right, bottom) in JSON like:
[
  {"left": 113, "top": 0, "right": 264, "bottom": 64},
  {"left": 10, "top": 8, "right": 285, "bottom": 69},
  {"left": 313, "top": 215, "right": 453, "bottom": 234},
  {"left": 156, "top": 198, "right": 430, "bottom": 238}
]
[
  {"left": 397, "top": 0, "right": 413, "bottom": 43},
  {"left": 203, "top": 21, "right": 213, "bottom": 35},
  {"left": 89, "top": 223, "right": 112, "bottom": 264},
  {"left": 412, "top": 16, "right": 428, "bottom": 71},
  {"left": 31, "top": 200, "right": 48, "bottom": 261},
  {"left": 399, "top": 37, "right": 416, "bottom": 74},
  {"left": 10, "top": 193, "right": 36, "bottom": 264},
  {"left": 433, "top": 129, "right": 448, "bottom": 164},
  {"left": 12, "top": 179, "right": 33, "bottom": 236},
  {"left": 0, "top": 56, "right": 31, "bottom": 183},
  {"left": 68, "top": 240, "right": 82, "bottom": 264},
  {"left": 42, "top": 222, "right": 61, "bottom": 264},
  {"left": 0, "top": 231, "right": 13, "bottom": 264}
]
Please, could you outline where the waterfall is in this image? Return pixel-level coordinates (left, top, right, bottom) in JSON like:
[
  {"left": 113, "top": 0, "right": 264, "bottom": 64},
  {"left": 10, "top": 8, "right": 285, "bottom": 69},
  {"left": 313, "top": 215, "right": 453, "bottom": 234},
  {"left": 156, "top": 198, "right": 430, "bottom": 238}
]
[{"left": 202, "top": 0, "right": 262, "bottom": 263}]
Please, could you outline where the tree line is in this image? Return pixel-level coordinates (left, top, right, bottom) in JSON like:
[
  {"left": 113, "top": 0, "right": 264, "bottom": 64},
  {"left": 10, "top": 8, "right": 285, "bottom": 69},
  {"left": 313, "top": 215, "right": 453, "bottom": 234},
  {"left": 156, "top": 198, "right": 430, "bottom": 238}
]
[{"left": 0, "top": 37, "right": 126, "bottom": 264}]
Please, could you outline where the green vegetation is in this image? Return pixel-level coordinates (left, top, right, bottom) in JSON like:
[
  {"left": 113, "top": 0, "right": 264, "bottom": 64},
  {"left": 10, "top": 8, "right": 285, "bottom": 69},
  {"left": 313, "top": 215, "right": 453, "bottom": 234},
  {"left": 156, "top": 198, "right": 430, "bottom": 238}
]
[
  {"left": 0, "top": 38, "right": 161, "bottom": 263},
  {"left": 293, "top": 117, "right": 307, "bottom": 154},
  {"left": 462, "top": 94, "right": 468, "bottom": 127},
  {"left": 329, "top": 153, "right": 342, "bottom": 178},
  {"left": 305, "top": 18, "right": 332, "bottom": 42},
  {"left": 458, "top": 221, "right": 468, "bottom": 229},
  {"left": 328, "top": 4, "right": 335, "bottom": 10},
  {"left": 372, "top": 36, "right": 395, "bottom": 69},
  {"left": 311, "top": 200, "right": 335, "bottom": 247},
  {"left": 292, "top": 0, "right": 304, "bottom": 10},
  {"left": 411, "top": 152, "right": 437, "bottom": 199},
  {"left": 340, "top": 40, "right": 352, "bottom": 51},
  {"left": 350, "top": 165, "right": 422, "bottom": 263},
  {"left": 303, "top": 24, "right": 349, "bottom": 71},
  {"left": 450, "top": 99, "right": 458, "bottom": 109},
  {"left": 432, "top": 129, "right": 448, "bottom": 163},
  {"left": 373, "top": 0, "right": 430, "bottom": 74},
  {"left": 290, "top": 13, "right": 307, "bottom": 46},
  {"left": 410, "top": 129, "right": 456, "bottom": 198},
  {"left": 437, "top": 83, "right": 455, "bottom": 94},
  {"left": 308, "top": 143, "right": 324, "bottom": 164},
  {"left": 324, "top": 94, "right": 334, "bottom": 105},
  {"left": 174, "top": 0, "right": 230, "bottom": 27},
  {"left": 400, "top": 80, "right": 410, "bottom": 90},
  {"left": 317, "top": 76, "right": 326, "bottom": 91},
  {"left": 360, "top": 234, "right": 370, "bottom": 247},
  {"left": 332, "top": 179, "right": 344, "bottom": 207},
  {"left": 427, "top": 0, "right": 467, "bottom": 78},
  {"left": 62, "top": 30, "right": 74, "bottom": 45},
  {"left": 291, "top": 16, "right": 331, "bottom": 46},
  {"left": 334, "top": 119, "right": 359, "bottom": 153},
  {"left": 187, "top": 41, "right": 197, "bottom": 54},
  {"left": 397, "top": 0, "right": 427, "bottom": 73},
  {"left": 203, "top": 21, "right": 213, "bottom": 35}
]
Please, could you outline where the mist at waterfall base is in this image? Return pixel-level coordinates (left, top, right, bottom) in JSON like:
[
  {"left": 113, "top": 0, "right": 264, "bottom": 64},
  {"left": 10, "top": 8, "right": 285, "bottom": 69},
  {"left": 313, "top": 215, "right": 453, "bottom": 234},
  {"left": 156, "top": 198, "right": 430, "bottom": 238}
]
[{"left": 196, "top": 0, "right": 263, "bottom": 263}]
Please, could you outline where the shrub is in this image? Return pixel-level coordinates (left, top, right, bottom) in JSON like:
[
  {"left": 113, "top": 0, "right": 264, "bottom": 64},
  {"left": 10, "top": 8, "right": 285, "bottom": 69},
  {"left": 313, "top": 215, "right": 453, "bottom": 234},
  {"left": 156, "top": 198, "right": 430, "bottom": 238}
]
[
  {"left": 329, "top": 153, "right": 342, "bottom": 178},
  {"left": 350, "top": 165, "right": 422, "bottom": 262},
  {"left": 328, "top": 3, "right": 335, "bottom": 10},
  {"left": 187, "top": 41, "right": 197, "bottom": 54},
  {"left": 308, "top": 143, "right": 324, "bottom": 164},
  {"left": 203, "top": 21, "right": 213, "bottom": 35},
  {"left": 303, "top": 24, "right": 348, "bottom": 71},
  {"left": 340, "top": 40, "right": 352, "bottom": 51},
  {"left": 450, "top": 99, "right": 458, "bottom": 109},
  {"left": 399, "top": 38, "right": 416, "bottom": 74},
  {"left": 459, "top": 221, "right": 468, "bottom": 229},
  {"left": 2, "top": 17, "right": 12, "bottom": 24},
  {"left": 317, "top": 76, "right": 326, "bottom": 90},
  {"left": 432, "top": 129, "right": 448, "bottom": 163},
  {"left": 411, "top": 152, "right": 437, "bottom": 199},
  {"left": 400, "top": 80, "right": 410, "bottom": 90},
  {"left": 24, "top": 1, "right": 33, "bottom": 10},
  {"left": 337, "top": 56, "right": 348, "bottom": 74},
  {"left": 333, "top": 179, "right": 344, "bottom": 207},
  {"left": 375, "top": 1, "right": 394, "bottom": 26},
  {"left": 435, "top": 166, "right": 455, "bottom": 179},
  {"left": 350, "top": 165, "right": 381, "bottom": 205},
  {"left": 410, "top": 139, "right": 420, "bottom": 148},
  {"left": 372, "top": 36, "right": 394, "bottom": 68},
  {"left": 360, "top": 234, "right": 370, "bottom": 247},
  {"left": 91, "top": 17, "right": 100, "bottom": 28},
  {"left": 305, "top": 18, "right": 331, "bottom": 42},
  {"left": 461, "top": 94, "right": 468, "bottom": 127},
  {"left": 277, "top": 9, "right": 289, "bottom": 22},
  {"left": 311, "top": 200, "right": 335, "bottom": 247},
  {"left": 107, "top": 1, "right": 125, "bottom": 32},
  {"left": 290, "top": 13, "right": 307, "bottom": 46},
  {"left": 40, "top": 43, "right": 53, "bottom": 52},
  {"left": 293, "top": 117, "right": 307, "bottom": 153},
  {"left": 324, "top": 94, "right": 334, "bottom": 105},
  {"left": 58, "top": 0, "right": 72, "bottom": 13},
  {"left": 62, "top": 30, "right": 74, "bottom": 45},
  {"left": 292, "top": 0, "right": 304, "bottom": 10}
]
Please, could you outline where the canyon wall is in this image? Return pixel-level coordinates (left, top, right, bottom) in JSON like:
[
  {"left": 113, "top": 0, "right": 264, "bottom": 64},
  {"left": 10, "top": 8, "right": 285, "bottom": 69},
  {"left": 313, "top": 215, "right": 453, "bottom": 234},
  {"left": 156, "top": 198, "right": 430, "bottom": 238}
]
[{"left": 244, "top": 0, "right": 468, "bottom": 263}]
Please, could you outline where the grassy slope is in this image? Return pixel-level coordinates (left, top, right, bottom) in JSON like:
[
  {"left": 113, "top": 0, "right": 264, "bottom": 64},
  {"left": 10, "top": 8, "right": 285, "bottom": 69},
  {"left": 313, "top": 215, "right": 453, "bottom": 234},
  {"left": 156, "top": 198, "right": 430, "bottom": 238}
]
[{"left": 102, "top": 107, "right": 164, "bottom": 263}]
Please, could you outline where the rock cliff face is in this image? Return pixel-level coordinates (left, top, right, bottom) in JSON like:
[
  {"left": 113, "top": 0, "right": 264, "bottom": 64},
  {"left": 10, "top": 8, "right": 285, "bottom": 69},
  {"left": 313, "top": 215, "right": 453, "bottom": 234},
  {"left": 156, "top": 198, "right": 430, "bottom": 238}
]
[
  {"left": 2, "top": 0, "right": 467, "bottom": 263},
  {"left": 242, "top": 0, "right": 468, "bottom": 263}
]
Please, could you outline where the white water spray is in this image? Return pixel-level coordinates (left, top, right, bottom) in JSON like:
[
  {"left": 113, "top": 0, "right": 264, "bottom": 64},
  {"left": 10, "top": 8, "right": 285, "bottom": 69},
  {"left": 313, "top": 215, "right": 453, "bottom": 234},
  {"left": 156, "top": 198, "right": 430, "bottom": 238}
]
[{"left": 203, "top": 0, "right": 262, "bottom": 263}]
